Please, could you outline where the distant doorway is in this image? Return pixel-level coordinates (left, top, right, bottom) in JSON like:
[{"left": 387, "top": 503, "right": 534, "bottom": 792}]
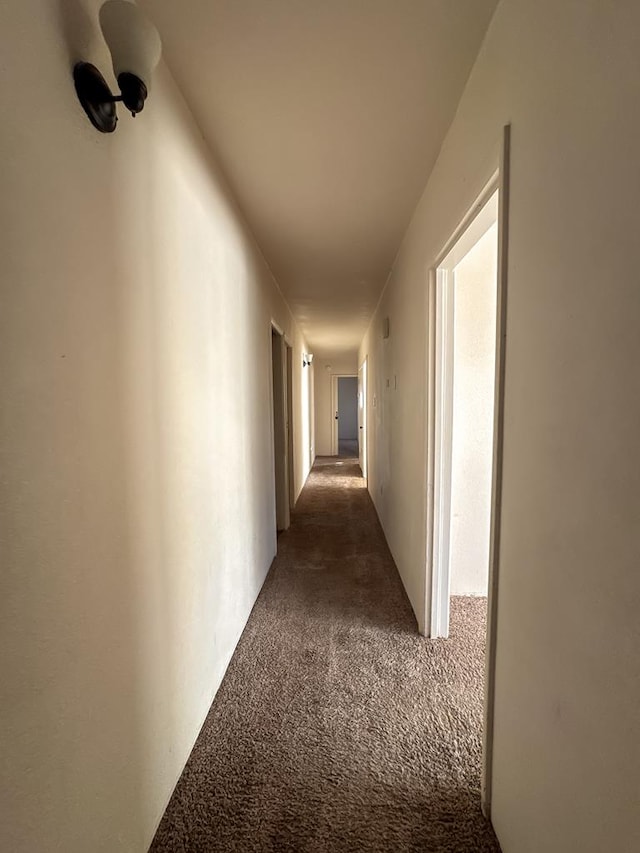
[
  {"left": 330, "top": 374, "right": 358, "bottom": 458},
  {"left": 358, "top": 359, "right": 367, "bottom": 480},
  {"left": 338, "top": 377, "right": 358, "bottom": 457}
]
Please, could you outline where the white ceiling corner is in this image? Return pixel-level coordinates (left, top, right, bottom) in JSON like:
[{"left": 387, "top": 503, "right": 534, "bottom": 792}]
[{"left": 141, "top": 0, "right": 498, "bottom": 353}]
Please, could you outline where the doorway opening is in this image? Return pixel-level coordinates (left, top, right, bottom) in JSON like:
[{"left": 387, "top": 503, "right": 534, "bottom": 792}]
[
  {"left": 431, "top": 189, "right": 499, "bottom": 638},
  {"left": 270, "top": 325, "right": 290, "bottom": 534},
  {"left": 332, "top": 375, "right": 359, "bottom": 458},
  {"left": 358, "top": 358, "right": 367, "bottom": 480},
  {"left": 330, "top": 374, "right": 356, "bottom": 458}
]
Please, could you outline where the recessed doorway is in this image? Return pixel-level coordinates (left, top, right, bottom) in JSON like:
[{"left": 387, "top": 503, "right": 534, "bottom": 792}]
[
  {"left": 330, "top": 374, "right": 358, "bottom": 458},
  {"left": 358, "top": 358, "right": 368, "bottom": 480},
  {"left": 338, "top": 376, "right": 358, "bottom": 458},
  {"left": 451, "top": 209, "right": 498, "bottom": 614},
  {"left": 428, "top": 186, "right": 499, "bottom": 637}
]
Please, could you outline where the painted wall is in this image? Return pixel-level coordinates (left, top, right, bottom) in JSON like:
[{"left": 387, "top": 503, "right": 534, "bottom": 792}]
[
  {"left": 338, "top": 377, "right": 358, "bottom": 440},
  {"left": 359, "top": 1, "right": 640, "bottom": 850},
  {"left": 271, "top": 331, "right": 287, "bottom": 530},
  {"left": 450, "top": 223, "right": 498, "bottom": 595},
  {"left": 0, "top": 2, "right": 311, "bottom": 851},
  {"left": 313, "top": 352, "right": 359, "bottom": 455}
]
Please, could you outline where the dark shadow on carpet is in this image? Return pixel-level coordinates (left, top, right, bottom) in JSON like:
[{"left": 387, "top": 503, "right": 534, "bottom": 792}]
[{"left": 150, "top": 459, "right": 501, "bottom": 852}]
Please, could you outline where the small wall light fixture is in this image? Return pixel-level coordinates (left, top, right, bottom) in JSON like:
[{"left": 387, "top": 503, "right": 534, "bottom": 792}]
[
  {"left": 302, "top": 353, "right": 314, "bottom": 367},
  {"left": 73, "top": 0, "right": 162, "bottom": 133}
]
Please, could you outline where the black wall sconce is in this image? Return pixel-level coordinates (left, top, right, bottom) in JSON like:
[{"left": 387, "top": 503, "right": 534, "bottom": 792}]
[
  {"left": 302, "top": 353, "right": 314, "bottom": 367},
  {"left": 74, "top": 0, "right": 161, "bottom": 133}
]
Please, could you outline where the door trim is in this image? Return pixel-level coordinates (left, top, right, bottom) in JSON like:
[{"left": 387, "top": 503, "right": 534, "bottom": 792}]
[
  {"left": 430, "top": 264, "right": 456, "bottom": 638},
  {"left": 482, "top": 124, "right": 511, "bottom": 820}
]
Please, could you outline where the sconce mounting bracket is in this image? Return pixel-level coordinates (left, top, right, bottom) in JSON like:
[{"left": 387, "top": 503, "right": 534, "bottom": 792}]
[{"left": 73, "top": 62, "right": 117, "bottom": 133}]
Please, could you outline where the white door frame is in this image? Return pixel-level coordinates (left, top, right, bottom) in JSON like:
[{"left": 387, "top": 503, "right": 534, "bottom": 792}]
[
  {"left": 429, "top": 261, "right": 456, "bottom": 638},
  {"left": 424, "top": 125, "right": 511, "bottom": 820},
  {"left": 330, "top": 373, "right": 358, "bottom": 456},
  {"left": 482, "top": 126, "right": 511, "bottom": 820}
]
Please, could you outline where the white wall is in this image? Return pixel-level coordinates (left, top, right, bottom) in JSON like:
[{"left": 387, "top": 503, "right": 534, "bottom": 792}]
[
  {"left": 313, "top": 352, "right": 358, "bottom": 455},
  {"left": 449, "top": 223, "right": 497, "bottom": 595},
  {"left": 338, "top": 377, "right": 358, "bottom": 440},
  {"left": 0, "top": 2, "right": 311, "bottom": 851},
  {"left": 359, "top": 1, "right": 640, "bottom": 850},
  {"left": 271, "top": 330, "right": 287, "bottom": 530}
]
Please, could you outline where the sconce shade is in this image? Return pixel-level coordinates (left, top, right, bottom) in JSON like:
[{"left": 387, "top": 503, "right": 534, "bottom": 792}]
[
  {"left": 73, "top": 1, "right": 161, "bottom": 130},
  {"left": 99, "top": 1, "right": 162, "bottom": 92}
]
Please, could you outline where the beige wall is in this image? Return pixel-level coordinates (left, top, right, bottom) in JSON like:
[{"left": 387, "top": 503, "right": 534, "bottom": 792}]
[
  {"left": 450, "top": 222, "right": 498, "bottom": 596},
  {"left": 313, "top": 352, "right": 358, "bottom": 456},
  {"left": 360, "top": 0, "right": 640, "bottom": 850},
  {"left": 0, "top": 2, "right": 311, "bottom": 851}
]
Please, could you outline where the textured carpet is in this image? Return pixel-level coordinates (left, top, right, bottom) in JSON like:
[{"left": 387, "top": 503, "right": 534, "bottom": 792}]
[{"left": 150, "top": 458, "right": 501, "bottom": 852}]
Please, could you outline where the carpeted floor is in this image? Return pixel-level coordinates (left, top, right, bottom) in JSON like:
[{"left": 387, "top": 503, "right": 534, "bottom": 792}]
[{"left": 150, "top": 458, "right": 500, "bottom": 852}]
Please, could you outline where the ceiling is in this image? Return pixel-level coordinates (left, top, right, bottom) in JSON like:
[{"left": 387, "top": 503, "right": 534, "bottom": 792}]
[{"left": 142, "top": 0, "right": 498, "bottom": 354}]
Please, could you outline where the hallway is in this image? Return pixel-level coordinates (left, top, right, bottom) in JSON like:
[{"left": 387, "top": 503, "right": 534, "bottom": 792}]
[{"left": 151, "top": 459, "right": 499, "bottom": 852}]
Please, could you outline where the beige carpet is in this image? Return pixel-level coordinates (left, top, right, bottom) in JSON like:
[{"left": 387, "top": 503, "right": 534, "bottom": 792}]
[{"left": 150, "top": 458, "right": 500, "bottom": 852}]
